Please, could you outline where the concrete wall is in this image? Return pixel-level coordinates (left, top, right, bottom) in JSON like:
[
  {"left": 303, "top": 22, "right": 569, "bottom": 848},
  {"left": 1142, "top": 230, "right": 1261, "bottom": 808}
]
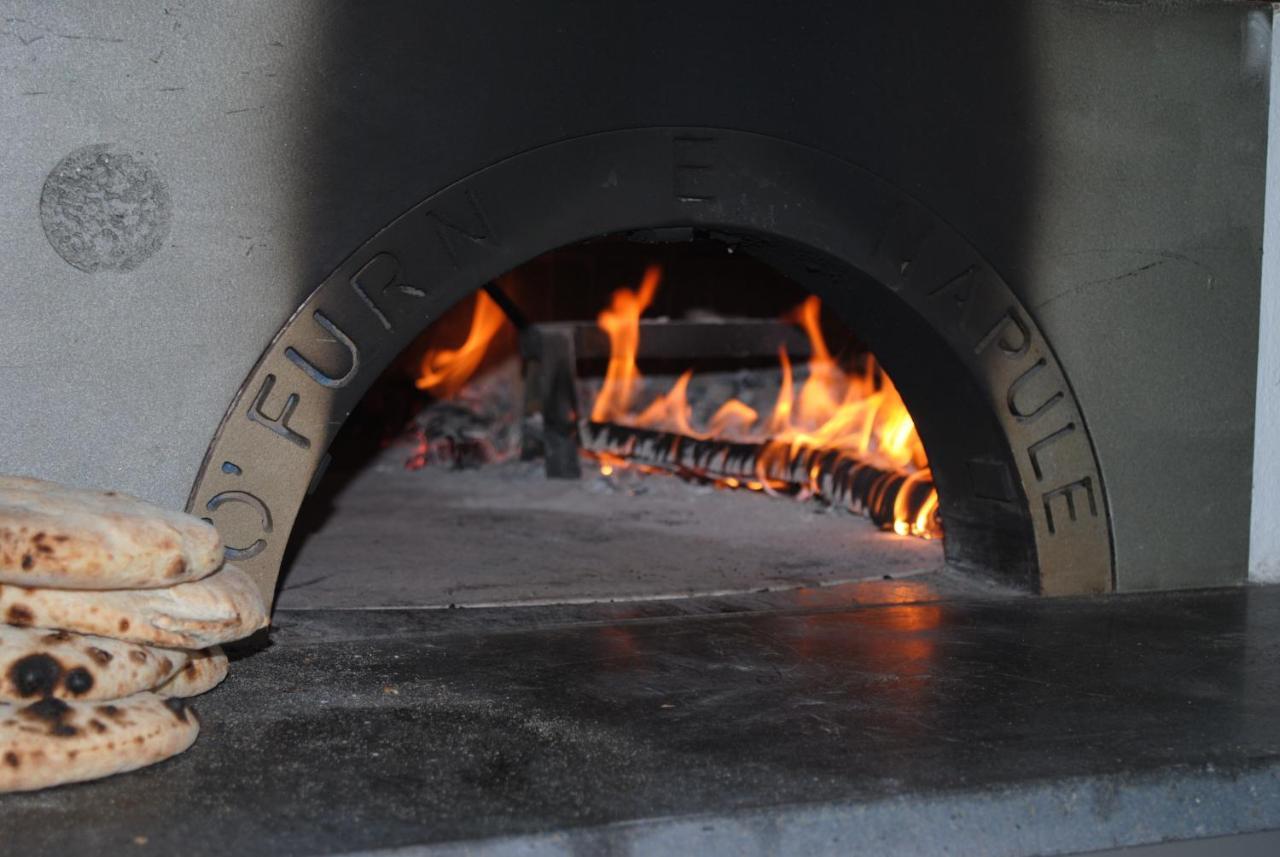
[{"left": 1252, "top": 7, "right": 1280, "bottom": 583}]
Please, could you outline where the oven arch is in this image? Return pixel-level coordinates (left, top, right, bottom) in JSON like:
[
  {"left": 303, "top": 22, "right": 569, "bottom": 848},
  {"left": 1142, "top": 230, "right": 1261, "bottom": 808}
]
[{"left": 187, "top": 128, "right": 1112, "bottom": 602}]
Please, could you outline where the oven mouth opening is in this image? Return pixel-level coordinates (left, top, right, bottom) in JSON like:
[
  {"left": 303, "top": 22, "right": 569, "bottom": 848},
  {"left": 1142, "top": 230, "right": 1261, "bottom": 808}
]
[
  {"left": 275, "top": 232, "right": 1001, "bottom": 609},
  {"left": 189, "top": 127, "right": 1111, "bottom": 605}
]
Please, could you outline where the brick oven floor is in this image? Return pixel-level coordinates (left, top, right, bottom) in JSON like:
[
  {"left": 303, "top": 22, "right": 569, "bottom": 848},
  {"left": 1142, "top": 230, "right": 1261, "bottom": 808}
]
[{"left": 4, "top": 582, "right": 1279, "bottom": 856}]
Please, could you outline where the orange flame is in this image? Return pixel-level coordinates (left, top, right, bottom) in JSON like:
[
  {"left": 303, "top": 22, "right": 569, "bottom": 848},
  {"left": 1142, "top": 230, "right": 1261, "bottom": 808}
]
[
  {"left": 591, "top": 265, "right": 662, "bottom": 422},
  {"left": 589, "top": 271, "right": 941, "bottom": 538},
  {"left": 707, "top": 399, "right": 759, "bottom": 437},
  {"left": 633, "top": 369, "right": 699, "bottom": 437},
  {"left": 414, "top": 290, "right": 511, "bottom": 399}
]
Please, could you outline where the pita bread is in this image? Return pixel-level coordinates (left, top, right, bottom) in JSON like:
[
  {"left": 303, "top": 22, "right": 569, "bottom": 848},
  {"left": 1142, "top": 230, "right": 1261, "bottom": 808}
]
[
  {"left": 157, "top": 646, "right": 227, "bottom": 698},
  {"left": 0, "top": 476, "right": 223, "bottom": 590},
  {"left": 0, "top": 564, "right": 268, "bottom": 649},
  {"left": 0, "top": 625, "right": 188, "bottom": 702},
  {"left": 0, "top": 692, "right": 199, "bottom": 793}
]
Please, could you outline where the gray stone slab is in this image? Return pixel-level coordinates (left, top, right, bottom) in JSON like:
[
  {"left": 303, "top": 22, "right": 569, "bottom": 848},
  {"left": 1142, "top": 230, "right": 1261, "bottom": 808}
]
[{"left": 3, "top": 585, "right": 1278, "bottom": 856}]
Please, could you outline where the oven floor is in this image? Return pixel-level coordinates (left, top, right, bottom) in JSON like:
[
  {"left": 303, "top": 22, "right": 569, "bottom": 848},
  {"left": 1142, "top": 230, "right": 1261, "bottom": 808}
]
[
  {"left": 5, "top": 583, "right": 1279, "bottom": 856},
  {"left": 277, "top": 455, "right": 946, "bottom": 609}
]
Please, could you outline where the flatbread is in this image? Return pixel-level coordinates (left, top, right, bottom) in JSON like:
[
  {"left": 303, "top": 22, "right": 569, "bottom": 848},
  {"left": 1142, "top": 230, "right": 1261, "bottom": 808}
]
[
  {"left": 157, "top": 646, "right": 227, "bottom": 698},
  {"left": 0, "top": 564, "right": 269, "bottom": 649},
  {"left": 0, "top": 625, "right": 188, "bottom": 702},
  {"left": 0, "top": 692, "right": 199, "bottom": 793},
  {"left": 0, "top": 475, "right": 223, "bottom": 590}
]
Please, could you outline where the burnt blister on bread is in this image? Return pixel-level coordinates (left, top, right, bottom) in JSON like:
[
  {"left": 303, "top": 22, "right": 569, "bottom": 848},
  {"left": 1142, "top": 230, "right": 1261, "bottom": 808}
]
[
  {"left": 86, "top": 647, "right": 112, "bottom": 665},
  {"left": 8, "top": 654, "right": 62, "bottom": 697},
  {"left": 6, "top": 654, "right": 96, "bottom": 699},
  {"left": 162, "top": 697, "right": 191, "bottom": 723},
  {"left": 62, "top": 667, "right": 94, "bottom": 696},
  {"left": 20, "top": 697, "right": 77, "bottom": 737}
]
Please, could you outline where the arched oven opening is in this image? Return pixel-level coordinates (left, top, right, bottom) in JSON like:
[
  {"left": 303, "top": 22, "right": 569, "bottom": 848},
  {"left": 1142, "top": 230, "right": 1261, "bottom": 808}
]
[
  {"left": 189, "top": 129, "right": 1112, "bottom": 605},
  {"left": 275, "top": 231, "right": 1040, "bottom": 608}
]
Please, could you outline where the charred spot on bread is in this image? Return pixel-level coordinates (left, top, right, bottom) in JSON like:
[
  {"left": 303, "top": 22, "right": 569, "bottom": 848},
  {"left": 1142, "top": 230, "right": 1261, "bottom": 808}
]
[
  {"left": 96, "top": 704, "right": 124, "bottom": 722},
  {"left": 88, "top": 718, "right": 108, "bottom": 734},
  {"left": 20, "top": 553, "right": 33, "bottom": 570},
  {"left": 3, "top": 751, "right": 18, "bottom": 768},
  {"left": 63, "top": 667, "right": 94, "bottom": 696},
  {"left": 5, "top": 604, "right": 34, "bottom": 626},
  {"left": 43, "top": 630, "right": 72, "bottom": 643},
  {"left": 31, "top": 533, "right": 54, "bottom": 555},
  {"left": 162, "top": 697, "right": 190, "bottom": 723},
  {"left": 21, "top": 697, "right": 70, "bottom": 723},
  {"left": 128, "top": 650, "right": 147, "bottom": 665},
  {"left": 118, "top": 618, "right": 130, "bottom": 633},
  {"left": 86, "top": 647, "right": 112, "bottom": 665},
  {"left": 8, "top": 653, "right": 63, "bottom": 697},
  {"left": 166, "top": 556, "right": 187, "bottom": 578}
]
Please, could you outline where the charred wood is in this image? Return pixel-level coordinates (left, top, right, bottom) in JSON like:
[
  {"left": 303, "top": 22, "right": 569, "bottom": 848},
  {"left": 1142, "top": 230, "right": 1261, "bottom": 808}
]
[{"left": 580, "top": 420, "right": 937, "bottom": 532}]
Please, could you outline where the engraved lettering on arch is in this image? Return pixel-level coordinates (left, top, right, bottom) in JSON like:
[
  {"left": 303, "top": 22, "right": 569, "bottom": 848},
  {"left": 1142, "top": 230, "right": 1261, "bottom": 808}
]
[
  {"left": 247, "top": 373, "right": 311, "bottom": 449},
  {"left": 872, "top": 205, "right": 937, "bottom": 292},
  {"left": 927, "top": 266, "right": 979, "bottom": 328},
  {"left": 974, "top": 308, "right": 1031, "bottom": 359},
  {"left": 1006, "top": 358, "right": 1064, "bottom": 423},
  {"left": 285, "top": 310, "right": 360, "bottom": 389},
  {"left": 1042, "top": 477, "right": 1099, "bottom": 535},
  {"left": 673, "top": 135, "right": 717, "bottom": 203},
  {"left": 205, "top": 490, "right": 273, "bottom": 560},
  {"left": 349, "top": 252, "right": 426, "bottom": 333},
  {"left": 1026, "top": 423, "right": 1076, "bottom": 481},
  {"left": 424, "top": 189, "right": 499, "bottom": 270}
]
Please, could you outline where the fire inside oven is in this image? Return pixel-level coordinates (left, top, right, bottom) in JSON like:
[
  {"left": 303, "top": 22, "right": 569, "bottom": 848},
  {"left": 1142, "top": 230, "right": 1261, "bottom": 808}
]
[{"left": 280, "top": 235, "right": 949, "bottom": 605}]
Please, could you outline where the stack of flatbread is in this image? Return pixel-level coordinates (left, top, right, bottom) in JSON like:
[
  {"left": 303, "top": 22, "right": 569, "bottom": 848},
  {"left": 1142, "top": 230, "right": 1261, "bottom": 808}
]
[{"left": 0, "top": 476, "right": 268, "bottom": 793}]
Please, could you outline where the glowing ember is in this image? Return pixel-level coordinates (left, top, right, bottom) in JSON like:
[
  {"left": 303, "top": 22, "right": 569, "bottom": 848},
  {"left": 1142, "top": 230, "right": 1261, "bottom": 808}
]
[{"left": 587, "top": 267, "right": 940, "bottom": 538}]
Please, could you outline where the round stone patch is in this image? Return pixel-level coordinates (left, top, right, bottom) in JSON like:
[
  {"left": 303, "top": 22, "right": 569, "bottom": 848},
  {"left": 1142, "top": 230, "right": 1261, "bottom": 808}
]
[{"left": 40, "top": 144, "right": 172, "bottom": 273}]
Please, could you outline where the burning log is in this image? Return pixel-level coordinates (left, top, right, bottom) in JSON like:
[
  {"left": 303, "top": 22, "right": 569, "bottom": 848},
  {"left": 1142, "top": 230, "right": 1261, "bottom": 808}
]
[{"left": 580, "top": 420, "right": 939, "bottom": 537}]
